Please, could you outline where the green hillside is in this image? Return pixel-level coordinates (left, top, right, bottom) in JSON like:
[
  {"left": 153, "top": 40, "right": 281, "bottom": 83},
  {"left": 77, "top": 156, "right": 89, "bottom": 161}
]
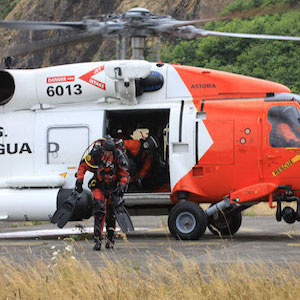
[
  {"left": 161, "top": 0, "right": 300, "bottom": 93},
  {"left": 0, "top": 0, "right": 19, "bottom": 19}
]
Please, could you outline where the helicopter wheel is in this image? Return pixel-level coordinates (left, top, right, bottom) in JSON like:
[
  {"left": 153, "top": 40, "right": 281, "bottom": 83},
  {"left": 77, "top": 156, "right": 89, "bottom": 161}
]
[
  {"left": 168, "top": 201, "right": 207, "bottom": 240},
  {"left": 207, "top": 207, "right": 242, "bottom": 236}
]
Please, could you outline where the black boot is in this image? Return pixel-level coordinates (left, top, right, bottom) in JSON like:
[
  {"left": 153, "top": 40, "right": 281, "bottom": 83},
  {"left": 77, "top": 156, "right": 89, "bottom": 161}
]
[
  {"left": 105, "top": 231, "right": 115, "bottom": 249},
  {"left": 105, "top": 238, "right": 115, "bottom": 249},
  {"left": 105, "top": 206, "right": 116, "bottom": 250},
  {"left": 93, "top": 238, "right": 102, "bottom": 251}
]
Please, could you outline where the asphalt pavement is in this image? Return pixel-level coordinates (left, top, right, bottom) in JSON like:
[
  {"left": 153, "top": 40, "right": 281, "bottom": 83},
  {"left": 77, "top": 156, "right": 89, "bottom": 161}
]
[{"left": 0, "top": 216, "right": 299, "bottom": 269}]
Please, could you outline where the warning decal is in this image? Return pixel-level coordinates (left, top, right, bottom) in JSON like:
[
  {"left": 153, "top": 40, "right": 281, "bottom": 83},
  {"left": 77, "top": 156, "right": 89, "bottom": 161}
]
[
  {"left": 79, "top": 65, "right": 106, "bottom": 90},
  {"left": 47, "top": 76, "right": 75, "bottom": 84}
]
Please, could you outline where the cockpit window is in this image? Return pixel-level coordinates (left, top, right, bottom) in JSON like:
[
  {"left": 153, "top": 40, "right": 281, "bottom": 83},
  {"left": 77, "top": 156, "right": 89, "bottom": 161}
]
[{"left": 268, "top": 106, "right": 300, "bottom": 148}]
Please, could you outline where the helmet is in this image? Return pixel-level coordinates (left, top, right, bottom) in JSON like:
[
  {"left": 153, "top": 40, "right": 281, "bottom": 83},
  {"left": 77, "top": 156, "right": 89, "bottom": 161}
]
[
  {"left": 142, "top": 136, "right": 159, "bottom": 151},
  {"left": 103, "top": 139, "right": 115, "bottom": 151}
]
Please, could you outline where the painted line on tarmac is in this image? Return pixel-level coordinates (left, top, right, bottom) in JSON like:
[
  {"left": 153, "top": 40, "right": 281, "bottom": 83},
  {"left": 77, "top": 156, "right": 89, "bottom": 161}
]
[
  {"left": 287, "top": 243, "right": 300, "bottom": 247},
  {"left": 0, "top": 227, "right": 149, "bottom": 239},
  {"left": 282, "top": 231, "right": 300, "bottom": 236},
  {"left": 0, "top": 241, "right": 46, "bottom": 246},
  {"left": 239, "top": 227, "right": 263, "bottom": 232},
  {"left": 146, "top": 227, "right": 169, "bottom": 232}
]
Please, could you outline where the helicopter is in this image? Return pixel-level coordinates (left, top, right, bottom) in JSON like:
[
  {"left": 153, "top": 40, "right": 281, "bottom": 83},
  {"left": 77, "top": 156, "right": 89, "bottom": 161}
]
[{"left": 0, "top": 7, "right": 299, "bottom": 240}]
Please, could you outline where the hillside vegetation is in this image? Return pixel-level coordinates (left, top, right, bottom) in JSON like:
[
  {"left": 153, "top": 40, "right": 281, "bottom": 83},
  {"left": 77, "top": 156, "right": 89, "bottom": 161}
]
[
  {"left": 0, "top": 0, "right": 232, "bottom": 68},
  {"left": 0, "top": 0, "right": 19, "bottom": 19},
  {"left": 0, "top": 0, "right": 298, "bottom": 92},
  {"left": 161, "top": 0, "right": 300, "bottom": 93}
]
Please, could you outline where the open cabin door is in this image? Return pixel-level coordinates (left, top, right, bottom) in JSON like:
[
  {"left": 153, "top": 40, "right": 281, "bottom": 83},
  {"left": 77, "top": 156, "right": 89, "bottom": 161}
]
[
  {"left": 168, "top": 101, "right": 213, "bottom": 192},
  {"left": 105, "top": 108, "right": 170, "bottom": 191}
]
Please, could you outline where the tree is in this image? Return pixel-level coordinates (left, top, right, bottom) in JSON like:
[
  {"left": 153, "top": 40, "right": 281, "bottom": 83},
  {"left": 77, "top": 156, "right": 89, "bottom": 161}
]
[{"left": 161, "top": 0, "right": 300, "bottom": 93}]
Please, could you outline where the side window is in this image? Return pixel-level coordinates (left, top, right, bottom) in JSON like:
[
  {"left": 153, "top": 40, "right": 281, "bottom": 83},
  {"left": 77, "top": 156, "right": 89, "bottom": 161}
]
[
  {"left": 268, "top": 106, "right": 300, "bottom": 148},
  {"left": 47, "top": 126, "right": 89, "bottom": 165}
]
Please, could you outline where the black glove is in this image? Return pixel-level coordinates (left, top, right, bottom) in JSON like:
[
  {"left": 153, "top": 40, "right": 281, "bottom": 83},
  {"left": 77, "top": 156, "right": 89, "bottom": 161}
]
[
  {"left": 75, "top": 179, "right": 83, "bottom": 193},
  {"left": 113, "top": 196, "right": 125, "bottom": 207},
  {"left": 111, "top": 186, "right": 125, "bottom": 207},
  {"left": 115, "top": 185, "right": 125, "bottom": 197}
]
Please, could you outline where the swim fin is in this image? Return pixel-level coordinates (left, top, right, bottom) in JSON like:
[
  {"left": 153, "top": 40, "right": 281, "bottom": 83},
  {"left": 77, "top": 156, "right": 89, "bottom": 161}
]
[
  {"left": 111, "top": 193, "right": 134, "bottom": 233},
  {"left": 114, "top": 204, "right": 134, "bottom": 233},
  {"left": 51, "top": 190, "right": 81, "bottom": 228}
]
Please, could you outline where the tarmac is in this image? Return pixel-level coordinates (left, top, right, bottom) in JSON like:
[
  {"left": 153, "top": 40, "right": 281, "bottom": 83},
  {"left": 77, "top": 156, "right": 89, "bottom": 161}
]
[{"left": 0, "top": 216, "right": 299, "bottom": 269}]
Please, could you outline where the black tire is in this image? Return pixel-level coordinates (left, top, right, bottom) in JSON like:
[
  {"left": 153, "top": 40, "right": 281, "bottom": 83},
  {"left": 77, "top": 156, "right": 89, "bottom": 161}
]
[
  {"left": 208, "top": 209, "right": 242, "bottom": 236},
  {"left": 168, "top": 201, "right": 207, "bottom": 240}
]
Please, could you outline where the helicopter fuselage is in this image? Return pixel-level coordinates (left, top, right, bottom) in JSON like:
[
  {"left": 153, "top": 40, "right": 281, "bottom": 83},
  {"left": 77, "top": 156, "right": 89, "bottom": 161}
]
[{"left": 0, "top": 60, "right": 299, "bottom": 235}]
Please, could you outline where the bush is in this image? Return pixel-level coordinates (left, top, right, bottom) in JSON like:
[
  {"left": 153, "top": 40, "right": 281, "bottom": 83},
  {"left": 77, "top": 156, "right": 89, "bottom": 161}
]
[{"left": 161, "top": 1, "right": 300, "bottom": 93}]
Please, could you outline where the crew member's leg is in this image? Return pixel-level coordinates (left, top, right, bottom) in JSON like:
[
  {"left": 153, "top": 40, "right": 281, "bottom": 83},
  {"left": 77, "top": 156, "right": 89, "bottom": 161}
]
[
  {"left": 105, "top": 202, "right": 116, "bottom": 249},
  {"left": 93, "top": 188, "right": 106, "bottom": 251}
]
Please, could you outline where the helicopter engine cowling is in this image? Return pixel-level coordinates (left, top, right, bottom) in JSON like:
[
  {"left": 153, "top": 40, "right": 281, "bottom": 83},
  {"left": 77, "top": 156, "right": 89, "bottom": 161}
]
[
  {"left": 0, "top": 60, "right": 153, "bottom": 111},
  {"left": 0, "top": 70, "right": 15, "bottom": 105}
]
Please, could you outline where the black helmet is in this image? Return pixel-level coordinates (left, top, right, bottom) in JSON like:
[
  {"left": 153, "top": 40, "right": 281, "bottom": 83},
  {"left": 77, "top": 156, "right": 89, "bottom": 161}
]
[
  {"left": 103, "top": 139, "right": 115, "bottom": 151},
  {"left": 142, "top": 136, "right": 159, "bottom": 151}
]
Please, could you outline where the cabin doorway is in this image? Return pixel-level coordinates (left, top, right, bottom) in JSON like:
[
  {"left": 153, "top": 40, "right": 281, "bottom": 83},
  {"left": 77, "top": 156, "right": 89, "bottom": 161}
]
[{"left": 105, "top": 109, "right": 170, "bottom": 194}]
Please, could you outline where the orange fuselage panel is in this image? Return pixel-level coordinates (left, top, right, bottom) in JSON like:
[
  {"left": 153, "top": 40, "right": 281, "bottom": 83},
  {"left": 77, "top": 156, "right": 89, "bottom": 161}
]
[
  {"left": 173, "top": 64, "right": 291, "bottom": 109},
  {"left": 171, "top": 65, "right": 296, "bottom": 203}
]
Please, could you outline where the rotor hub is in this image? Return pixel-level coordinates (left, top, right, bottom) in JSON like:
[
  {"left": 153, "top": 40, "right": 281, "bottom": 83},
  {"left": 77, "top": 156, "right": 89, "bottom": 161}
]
[{"left": 123, "top": 8, "right": 151, "bottom": 19}]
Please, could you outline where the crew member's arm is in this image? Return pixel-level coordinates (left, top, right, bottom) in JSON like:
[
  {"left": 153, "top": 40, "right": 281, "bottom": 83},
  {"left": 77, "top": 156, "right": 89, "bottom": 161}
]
[
  {"left": 76, "top": 155, "right": 95, "bottom": 192},
  {"left": 123, "top": 139, "right": 140, "bottom": 156},
  {"left": 124, "top": 139, "right": 151, "bottom": 181},
  {"left": 77, "top": 157, "right": 94, "bottom": 180},
  {"left": 134, "top": 154, "right": 151, "bottom": 181},
  {"left": 116, "top": 153, "right": 130, "bottom": 193}
]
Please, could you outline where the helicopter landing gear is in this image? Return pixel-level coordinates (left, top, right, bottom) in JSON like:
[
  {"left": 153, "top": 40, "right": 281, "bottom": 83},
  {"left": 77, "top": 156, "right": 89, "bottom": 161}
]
[
  {"left": 207, "top": 206, "right": 242, "bottom": 236},
  {"left": 274, "top": 186, "right": 300, "bottom": 224},
  {"left": 168, "top": 201, "right": 207, "bottom": 240},
  {"left": 205, "top": 200, "right": 252, "bottom": 236}
]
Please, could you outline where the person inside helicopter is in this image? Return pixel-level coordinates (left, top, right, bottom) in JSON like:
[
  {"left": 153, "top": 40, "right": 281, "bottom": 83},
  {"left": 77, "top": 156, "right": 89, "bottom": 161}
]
[
  {"left": 115, "top": 126, "right": 135, "bottom": 140},
  {"left": 269, "top": 106, "right": 300, "bottom": 147},
  {"left": 106, "top": 110, "right": 171, "bottom": 192},
  {"left": 123, "top": 135, "right": 159, "bottom": 191}
]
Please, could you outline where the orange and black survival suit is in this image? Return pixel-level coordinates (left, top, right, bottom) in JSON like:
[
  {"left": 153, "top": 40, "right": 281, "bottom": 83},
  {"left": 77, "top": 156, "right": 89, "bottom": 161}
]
[
  {"left": 123, "top": 139, "right": 151, "bottom": 186},
  {"left": 123, "top": 136, "right": 160, "bottom": 190},
  {"left": 75, "top": 139, "right": 129, "bottom": 251}
]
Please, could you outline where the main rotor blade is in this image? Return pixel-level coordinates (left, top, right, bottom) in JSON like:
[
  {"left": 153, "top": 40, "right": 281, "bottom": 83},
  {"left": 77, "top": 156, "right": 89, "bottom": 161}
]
[
  {"left": 170, "top": 17, "right": 228, "bottom": 27},
  {"left": 3, "top": 32, "right": 101, "bottom": 57},
  {"left": 198, "top": 29, "right": 300, "bottom": 41},
  {"left": 176, "top": 27, "right": 300, "bottom": 41},
  {"left": 0, "top": 20, "right": 87, "bottom": 30},
  {"left": 151, "top": 17, "right": 228, "bottom": 33}
]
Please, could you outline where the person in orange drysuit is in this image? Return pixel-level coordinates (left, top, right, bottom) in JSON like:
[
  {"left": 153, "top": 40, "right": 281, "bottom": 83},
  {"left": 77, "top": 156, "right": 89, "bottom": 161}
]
[
  {"left": 75, "top": 139, "right": 129, "bottom": 251},
  {"left": 269, "top": 106, "right": 300, "bottom": 148},
  {"left": 115, "top": 126, "right": 134, "bottom": 140},
  {"left": 276, "top": 123, "right": 300, "bottom": 146},
  {"left": 123, "top": 136, "right": 159, "bottom": 189}
]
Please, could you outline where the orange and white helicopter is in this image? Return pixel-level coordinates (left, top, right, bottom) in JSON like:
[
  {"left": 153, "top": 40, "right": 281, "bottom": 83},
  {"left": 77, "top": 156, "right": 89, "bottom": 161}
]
[{"left": 0, "top": 8, "right": 299, "bottom": 239}]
